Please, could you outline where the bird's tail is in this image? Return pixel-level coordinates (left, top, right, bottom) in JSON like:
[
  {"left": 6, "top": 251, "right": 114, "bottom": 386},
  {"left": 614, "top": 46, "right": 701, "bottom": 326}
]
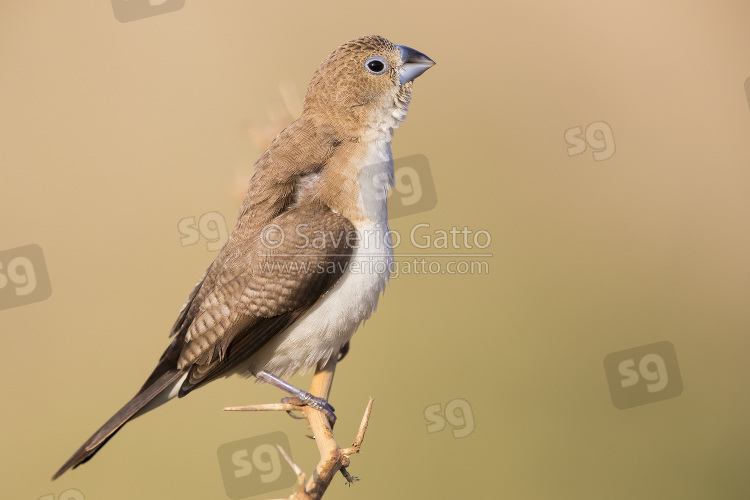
[{"left": 52, "top": 369, "right": 185, "bottom": 480}]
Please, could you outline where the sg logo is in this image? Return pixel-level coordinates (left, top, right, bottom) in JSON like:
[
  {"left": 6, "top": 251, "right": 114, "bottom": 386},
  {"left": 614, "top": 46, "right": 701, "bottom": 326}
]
[
  {"left": 565, "top": 121, "right": 616, "bottom": 161},
  {"left": 424, "top": 398, "right": 475, "bottom": 438},
  {"left": 389, "top": 154, "right": 438, "bottom": 219},
  {"left": 604, "top": 341, "right": 683, "bottom": 409},
  {"left": 0, "top": 244, "right": 52, "bottom": 312},
  {"left": 361, "top": 154, "right": 438, "bottom": 221},
  {"left": 217, "top": 431, "right": 296, "bottom": 499},
  {"left": 111, "top": 0, "right": 185, "bottom": 23},
  {"left": 178, "top": 211, "right": 228, "bottom": 252}
]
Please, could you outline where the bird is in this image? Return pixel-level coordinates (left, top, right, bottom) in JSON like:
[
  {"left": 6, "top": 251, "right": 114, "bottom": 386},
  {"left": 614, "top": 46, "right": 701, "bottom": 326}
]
[{"left": 53, "top": 34, "right": 434, "bottom": 480}]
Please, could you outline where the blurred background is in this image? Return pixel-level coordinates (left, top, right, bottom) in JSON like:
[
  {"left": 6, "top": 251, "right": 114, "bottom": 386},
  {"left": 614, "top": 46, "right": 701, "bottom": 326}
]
[{"left": 2, "top": 1, "right": 749, "bottom": 499}]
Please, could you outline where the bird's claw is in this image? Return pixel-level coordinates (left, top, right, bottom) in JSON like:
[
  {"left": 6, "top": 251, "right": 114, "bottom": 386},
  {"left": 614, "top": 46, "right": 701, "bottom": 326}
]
[
  {"left": 341, "top": 466, "right": 360, "bottom": 485},
  {"left": 281, "top": 397, "right": 307, "bottom": 420},
  {"left": 281, "top": 395, "right": 337, "bottom": 427}
]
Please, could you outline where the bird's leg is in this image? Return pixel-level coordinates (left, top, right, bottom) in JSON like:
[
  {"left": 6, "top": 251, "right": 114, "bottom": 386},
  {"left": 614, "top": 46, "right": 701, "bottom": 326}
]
[
  {"left": 337, "top": 341, "right": 350, "bottom": 362},
  {"left": 256, "top": 370, "right": 337, "bottom": 426}
]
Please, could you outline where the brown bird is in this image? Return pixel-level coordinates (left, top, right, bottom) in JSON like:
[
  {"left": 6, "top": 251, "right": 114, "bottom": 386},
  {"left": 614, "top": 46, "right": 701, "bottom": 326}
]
[{"left": 53, "top": 34, "right": 434, "bottom": 479}]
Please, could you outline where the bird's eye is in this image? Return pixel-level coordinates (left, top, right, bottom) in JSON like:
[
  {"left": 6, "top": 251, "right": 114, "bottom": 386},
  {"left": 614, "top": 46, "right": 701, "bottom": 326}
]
[{"left": 365, "top": 56, "right": 388, "bottom": 75}]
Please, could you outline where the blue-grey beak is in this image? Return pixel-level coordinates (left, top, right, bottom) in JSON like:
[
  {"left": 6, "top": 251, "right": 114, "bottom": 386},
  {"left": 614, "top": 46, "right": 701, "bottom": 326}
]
[{"left": 396, "top": 45, "right": 435, "bottom": 85}]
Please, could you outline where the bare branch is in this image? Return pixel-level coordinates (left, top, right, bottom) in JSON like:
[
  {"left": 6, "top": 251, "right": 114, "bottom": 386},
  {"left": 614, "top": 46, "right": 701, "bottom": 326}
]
[
  {"left": 228, "top": 356, "right": 374, "bottom": 499},
  {"left": 276, "top": 444, "right": 306, "bottom": 495},
  {"left": 341, "top": 397, "right": 374, "bottom": 456},
  {"left": 224, "top": 403, "right": 303, "bottom": 412}
]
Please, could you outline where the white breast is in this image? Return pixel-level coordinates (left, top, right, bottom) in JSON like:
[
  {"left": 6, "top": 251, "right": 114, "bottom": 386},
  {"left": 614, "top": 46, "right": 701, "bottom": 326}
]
[{"left": 245, "top": 139, "right": 395, "bottom": 378}]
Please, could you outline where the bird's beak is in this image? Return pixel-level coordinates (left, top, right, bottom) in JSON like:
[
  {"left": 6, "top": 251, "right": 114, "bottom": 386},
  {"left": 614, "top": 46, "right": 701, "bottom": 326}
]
[{"left": 396, "top": 45, "right": 436, "bottom": 85}]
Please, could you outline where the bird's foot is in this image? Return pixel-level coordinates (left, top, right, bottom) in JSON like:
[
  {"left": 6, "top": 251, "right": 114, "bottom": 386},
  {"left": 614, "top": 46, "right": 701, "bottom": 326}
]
[
  {"left": 256, "top": 370, "right": 337, "bottom": 427},
  {"left": 340, "top": 466, "right": 360, "bottom": 485}
]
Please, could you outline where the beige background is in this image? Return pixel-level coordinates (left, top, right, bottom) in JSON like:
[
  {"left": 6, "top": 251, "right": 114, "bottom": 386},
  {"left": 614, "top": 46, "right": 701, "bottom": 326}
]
[{"left": 2, "top": 1, "right": 750, "bottom": 499}]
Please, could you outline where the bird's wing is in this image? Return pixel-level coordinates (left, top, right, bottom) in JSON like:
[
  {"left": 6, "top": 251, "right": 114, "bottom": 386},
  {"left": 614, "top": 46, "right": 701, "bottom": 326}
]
[
  {"left": 138, "top": 119, "right": 337, "bottom": 395},
  {"left": 135, "top": 262, "right": 215, "bottom": 394},
  {"left": 170, "top": 262, "right": 214, "bottom": 338},
  {"left": 175, "top": 203, "right": 356, "bottom": 395}
]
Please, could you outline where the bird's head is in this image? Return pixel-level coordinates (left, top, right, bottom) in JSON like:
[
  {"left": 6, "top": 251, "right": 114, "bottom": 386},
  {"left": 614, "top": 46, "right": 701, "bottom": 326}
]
[{"left": 302, "top": 35, "right": 435, "bottom": 139}]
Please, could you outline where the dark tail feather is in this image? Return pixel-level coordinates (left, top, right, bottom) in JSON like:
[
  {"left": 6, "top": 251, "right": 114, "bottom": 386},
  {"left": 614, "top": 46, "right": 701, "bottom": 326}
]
[{"left": 52, "top": 370, "right": 184, "bottom": 480}]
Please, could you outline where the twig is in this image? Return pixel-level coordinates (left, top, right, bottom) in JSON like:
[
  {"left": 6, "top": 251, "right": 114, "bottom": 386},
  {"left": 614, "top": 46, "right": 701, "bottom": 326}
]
[
  {"left": 341, "top": 397, "right": 374, "bottom": 456},
  {"left": 224, "top": 403, "right": 303, "bottom": 412},
  {"left": 224, "top": 356, "right": 374, "bottom": 500},
  {"left": 276, "top": 444, "right": 306, "bottom": 496}
]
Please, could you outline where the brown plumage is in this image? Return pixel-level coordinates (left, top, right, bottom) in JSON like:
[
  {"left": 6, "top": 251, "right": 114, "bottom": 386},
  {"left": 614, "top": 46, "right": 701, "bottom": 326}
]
[{"left": 53, "top": 35, "right": 434, "bottom": 480}]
